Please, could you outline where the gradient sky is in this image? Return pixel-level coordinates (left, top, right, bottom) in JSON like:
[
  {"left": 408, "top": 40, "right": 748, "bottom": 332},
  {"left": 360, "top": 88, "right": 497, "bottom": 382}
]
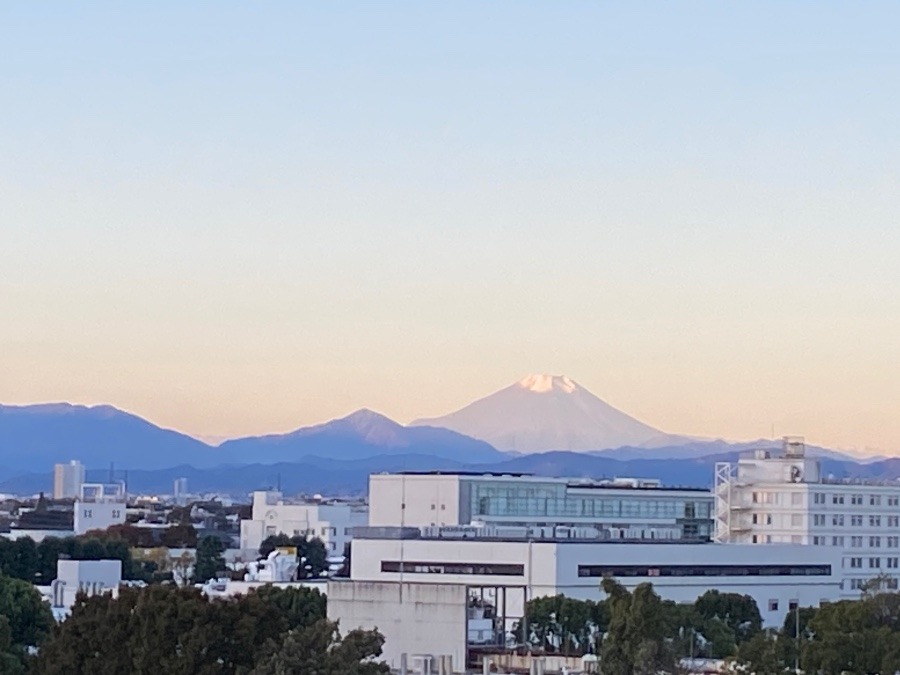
[{"left": 2, "top": 3, "right": 899, "bottom": 454}]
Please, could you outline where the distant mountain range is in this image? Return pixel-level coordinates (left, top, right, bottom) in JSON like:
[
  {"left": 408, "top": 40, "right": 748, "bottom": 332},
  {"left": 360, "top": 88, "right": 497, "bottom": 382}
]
[
  {"left": 412, "top": 374, "right": 689, "bottom": 453},
  {"left": 0, "top": 403, "right": 504, "bottom": 479},
  {"left": 217, "top": 408, "right": 504, "bottom": 464},
  {"left": 3, "top": 450, "right": 899, "bottom": 498},
  {"left": 0, "top": 374, "right": 890, "bottom": 495}
]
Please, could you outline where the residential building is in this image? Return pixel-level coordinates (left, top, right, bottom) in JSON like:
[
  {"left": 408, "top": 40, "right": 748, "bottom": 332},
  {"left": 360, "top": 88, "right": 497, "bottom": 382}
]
[
  {"left": 53, "top": 460, "right": 85, "bottom": 500},
  {"left": 74, "top": 483, "right": 126, "bottom": 535},
  {"left": 239, "top": 491, "right": 368, "bottom": 555},
  {"left": 715, "top": 436, "right": 900, "bottom": 596}
]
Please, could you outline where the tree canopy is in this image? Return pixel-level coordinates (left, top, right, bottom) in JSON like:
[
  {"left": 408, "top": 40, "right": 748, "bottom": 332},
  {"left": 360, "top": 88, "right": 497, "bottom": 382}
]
[{"left": 31, "top": 584, "right": 378, "bottom": 675}]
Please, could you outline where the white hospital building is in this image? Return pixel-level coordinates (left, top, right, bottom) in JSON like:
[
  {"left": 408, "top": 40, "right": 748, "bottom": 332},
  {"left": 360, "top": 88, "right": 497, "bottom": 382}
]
[
  {"left": 328, "top": 469, "right": 842, "bottom": 671},
  {"left": 715, "top": 436, "right": 900, "bottom": 595}
]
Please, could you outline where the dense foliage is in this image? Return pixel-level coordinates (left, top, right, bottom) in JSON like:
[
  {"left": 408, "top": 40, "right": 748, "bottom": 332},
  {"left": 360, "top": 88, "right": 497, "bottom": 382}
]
[
  {"left": 519, "top": 584, "right": 761, "bottom": 662},
  {"left": 30, "top": 584, "right": 384, "bottom": 675},
  {"left": 0, "top": 574, "right": 55, "bottom": 673},
  {"left": 0, "top": 535, "right": 156, "bottom": 584},
  {"left": 734, "top": 588, "right": 900, "bottom": 674}
]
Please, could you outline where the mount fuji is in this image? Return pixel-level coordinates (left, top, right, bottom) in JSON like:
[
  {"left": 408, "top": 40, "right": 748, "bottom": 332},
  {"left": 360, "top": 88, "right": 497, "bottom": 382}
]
[{"left": 410, "top": 374, "right": 688, "bottom": 454}]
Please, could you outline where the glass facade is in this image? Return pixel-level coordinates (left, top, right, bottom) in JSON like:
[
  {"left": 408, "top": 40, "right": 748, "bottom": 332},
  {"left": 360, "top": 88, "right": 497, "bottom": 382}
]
[{"left": 467, "top": 479, "right": 713, "bottom": 541}]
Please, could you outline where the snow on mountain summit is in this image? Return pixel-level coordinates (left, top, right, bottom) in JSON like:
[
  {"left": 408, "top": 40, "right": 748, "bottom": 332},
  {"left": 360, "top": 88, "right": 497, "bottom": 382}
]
[
  {"left": 411, "top": 374, "right": 681, "bottom": 454},
  {"left": 517, "top": 374, "right": 577, "bottom": 394}
]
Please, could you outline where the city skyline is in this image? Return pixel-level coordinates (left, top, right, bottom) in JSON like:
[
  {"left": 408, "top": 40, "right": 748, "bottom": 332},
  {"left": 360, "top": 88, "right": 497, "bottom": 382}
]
[{"left": 3, "top": 3, "right": 899, "bottom": 454}]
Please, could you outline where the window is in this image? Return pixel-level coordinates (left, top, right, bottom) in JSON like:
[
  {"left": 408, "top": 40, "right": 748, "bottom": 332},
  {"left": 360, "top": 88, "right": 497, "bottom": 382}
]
[
  {"left": 889, "top": 516, "right": 899, "bottom": 528},
  {"left": 430, "top": 504, "right": 436, "bottom": 510},
  {"left": 766, "top": 514, "right": 773, "bottom": 525},
  {"left": 850, "top": 558, "right": 863, "bottom": 568},
  {"left": 752, "top": 535, "right": 758, "bottom": 544},
  {"left": 888, "top": 558, "right": 899, "bottom": 569},
  {"left": 791, "top": 535, "right": 802, "bottom": 544},
  {"left": 792, "top": 514, "right": 803, "bottom": 526},
  {"left": 382, "top": 561, "right": 525, "bottom": 576},
  {"left": 832, "top": 536, "right": 844, "bottom": 546},
  {"left": 814, "top": 493, "right": 826, "bottom": 505},
  {"left": 813, "top": 536, "right": 826, "bottom": 545},
  {"left": 852, "top": 516, "right": 863, "bottom": 527},
  {"left": 793, "top": 493, "right": 803, "bottom": 505},
  {"left": 813, "top": 515, "right": 826, "bottom": 526},
  {"left": 870, "top": 557, "right": 881, "bottom": 568},
  {"left": 889, "top": 536, "right": 899, "bottom": 549},
  {"left": 851, "top": 578, "right": 865, "bottom": 590},
  {"left": 851, "top": 494, "right": 863, "bottom": 505},
  {"left": 871, "top": 495, "right": 882, "bottom": 506},
  {"left": 752, "top": 514, "right": 759, "bottom": 525},
  {"left": 871, "top": 536, "right": 882, "bottom": 548},
  {"left": 576, "top": 564, "right": 832, "bottom": 578},
  {"left": 852, "top": 536, "right": 863, "bottom": 548},
  {"left": 833, "top": 515, "right": 844, "bottom": 527},
  {"left": 833, "top": 495, "right": 845, "bottom": 505},
  {"left": 788, "top": 600, "right": 799, "bottom": 611},
  {"left": 768, "top": 600, "right": 779, "bottom": 612},
  {"left": 870, "top": 516, "right": 882, "bottom": 527},
  {"left": 889, "top": 496, "right": 899, "bottom": 507}
]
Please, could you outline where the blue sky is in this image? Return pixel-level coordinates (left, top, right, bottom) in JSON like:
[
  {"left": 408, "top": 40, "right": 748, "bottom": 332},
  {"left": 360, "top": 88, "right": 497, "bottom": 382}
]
[{"left": 2, "top": 3, "right": 899, "bottom": 452}]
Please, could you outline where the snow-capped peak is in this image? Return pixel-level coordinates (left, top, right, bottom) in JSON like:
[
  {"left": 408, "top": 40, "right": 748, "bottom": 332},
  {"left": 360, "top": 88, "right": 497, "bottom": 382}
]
[{"left": 517, "top": 374, "right": 577, "bottom": 394}]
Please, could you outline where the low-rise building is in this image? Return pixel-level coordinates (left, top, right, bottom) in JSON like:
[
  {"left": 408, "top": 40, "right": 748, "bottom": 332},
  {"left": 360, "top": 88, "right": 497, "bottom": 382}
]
[{"left": 239, "top": 491, "right": 368, "bottom": 555}]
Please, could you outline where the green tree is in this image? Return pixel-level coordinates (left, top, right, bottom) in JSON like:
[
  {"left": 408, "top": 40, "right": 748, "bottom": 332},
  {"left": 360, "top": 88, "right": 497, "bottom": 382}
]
[
  {"left": 0, "top": 573, "right": 54, "bottom": 647},
  {"left": 161, "top": 523, "right": 198, "bottom": 548},
  {"left": 250, "top": 620, "right": 389, "bottom": 675},
  {"left": 194, "top": 535, "right": 225, "bottom": 582},
  {"left": 694, "top": 590, "right": 762, "bottom": 644},
  {"left": 32, "top": 580, "right": 329, "bottom": 675},
  {"left": 599, "top": 579, "right": 674, "bottom": 675}
]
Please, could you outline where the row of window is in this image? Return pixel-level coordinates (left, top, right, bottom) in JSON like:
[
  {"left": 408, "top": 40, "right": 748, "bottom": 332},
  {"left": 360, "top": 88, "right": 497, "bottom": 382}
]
[
  {"left": 812, "top": 493, "right": 900, "bottom": 507},
  {"left": 379, "top": 561, "right": 834, "bottom": 578},
  {"left": 577, "top": 564, "right": 832, "bottom": 578},
  {"left": 847, "top": 557, "right": 900, "bottom": 569},
  {"left": 849, "top": 577, "right": 900, "bottom": 590},
  {"left": 381, "top": 561, "right": 524, "bottom": 576},
  {"left": 751, "top": 514, "right": 900, "bottom": 528},
  {"left": 811, "top": 515, "right": 900, "bottom": 528},
  {"left": 756, "top": 535, "right": 900, "bottom": 547}
]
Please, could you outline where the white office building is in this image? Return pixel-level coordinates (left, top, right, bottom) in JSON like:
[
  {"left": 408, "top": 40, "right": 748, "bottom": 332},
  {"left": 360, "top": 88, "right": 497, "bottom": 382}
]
[
  {"left": 326, "top": 470, "right": 845, "bottom": 670},
  {"left": 53, "top": 460, "right": 85, "bottom": 500},
  {"left": 239, "top": 491, "right": 368, "bottom": 555},
  {"left": 715, "top": 437, "right": 900, "bottom": 596},
  {"left": 74, "top": 483, "right": 127, "bottom": 535},
  {"left": 369, "top": 472, "right": 713, "bottom": 542}
]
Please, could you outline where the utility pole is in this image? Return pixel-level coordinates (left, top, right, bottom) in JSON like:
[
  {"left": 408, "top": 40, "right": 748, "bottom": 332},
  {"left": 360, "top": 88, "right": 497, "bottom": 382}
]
[{"left": 794, "top": 602, "right": 800, "bottom": 673}]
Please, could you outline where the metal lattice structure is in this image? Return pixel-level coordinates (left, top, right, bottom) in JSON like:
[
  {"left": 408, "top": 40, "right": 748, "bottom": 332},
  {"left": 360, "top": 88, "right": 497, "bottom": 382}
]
[{"left": 713, "top": 462, "right": 735, "bottom": 543}]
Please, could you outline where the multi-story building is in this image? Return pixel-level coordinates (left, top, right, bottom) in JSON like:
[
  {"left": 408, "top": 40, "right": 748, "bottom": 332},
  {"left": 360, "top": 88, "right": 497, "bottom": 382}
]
[
  {"left": 239, "top": 491, "right": 368, "bottom": 556},
  {"left": 53, "top": 460, "right": 85, "bottom": 500},
  {"left": 369, "top": 472, "right": 713, "bottom": 541},
  {"left": 329, "top": 470, "right": 843, "bottom": 670},
  {"left": 74, "top": 483, "right": 127, "bottom": 535},
  {"left": 715, "top": 437, "right": 900, "bottom": 596}
]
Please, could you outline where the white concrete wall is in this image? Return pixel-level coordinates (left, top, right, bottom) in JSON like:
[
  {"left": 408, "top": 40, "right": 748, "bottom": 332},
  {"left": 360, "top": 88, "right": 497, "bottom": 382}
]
[
  {"left": 74, "top": 500, "right": 126, "bottom": 535},
  {"left": 351, "top": 538, "right": 842, "bottom": 628},
  {"left": 368, "top": 475, "right": 462, "bottom": 527},
  {"left": 327, "top": 580, "right": 469, "bottom": 670},
  {"left": 55, "top": 559, "right": 122, "bottom": 609}
]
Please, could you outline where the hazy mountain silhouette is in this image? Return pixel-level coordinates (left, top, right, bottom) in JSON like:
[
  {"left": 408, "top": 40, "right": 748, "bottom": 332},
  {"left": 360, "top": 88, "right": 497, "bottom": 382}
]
[
  {"left": 219, "top": 408, "right": 505, "bottom": 463},
  {"left": 412, "top": 374, "right": 688, "bottom": 453},
  {"left": 0, "top": 403, "right": 219, "bottom": 472}
]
